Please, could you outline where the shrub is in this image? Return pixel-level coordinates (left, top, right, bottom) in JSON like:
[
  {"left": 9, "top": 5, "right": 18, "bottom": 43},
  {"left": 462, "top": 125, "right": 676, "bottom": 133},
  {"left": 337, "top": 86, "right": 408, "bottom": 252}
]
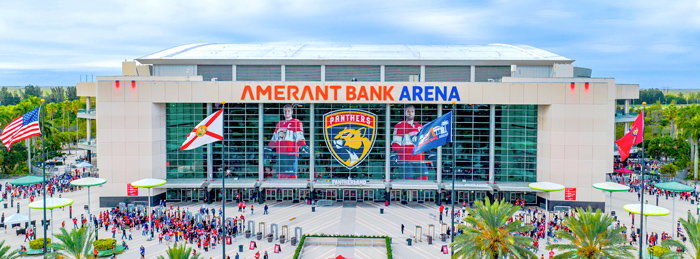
[
  {"left": 647, "top": 246, "right": 670, "bottom": 257},
  {"left": 93, "top": 238, "right": 116, "bottom": 251},
  {"left": 29, "top": 238, "right": 51, "bottom": 249}
]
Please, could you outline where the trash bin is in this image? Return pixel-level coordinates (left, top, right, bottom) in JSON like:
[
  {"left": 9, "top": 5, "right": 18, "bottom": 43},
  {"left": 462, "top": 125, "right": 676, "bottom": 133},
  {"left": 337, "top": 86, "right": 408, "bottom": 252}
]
[
  {"left": 427, "top": 235, "right": 433, "bottom": 245},
  {"left": 256, "top": 232, "right": 263, "bottom": 240},
  {"left": 267, "top": 234, "right": 273, "bottom": 243},
  {"left": 611, "top": 211, "right": 615, "bottom": 216},
  {"left": 440, "top": 234, "right": 446, "bottom": 242},
  {"left": 239, "top": 245, "right": 243, "bottom": 252},
  {"left": 312, "top": 207, "right": 316, "bottom": 212},
  {"left": 280, "top": 235, "right": 286, "bottom": 244},
  {"left": 291, "top": 237, "right": 297, "bottom": 246},
  {"left": 245, "top": 230, "right": 251, "bottom": 238},
  {"left": 406, "top": 238, "right": 412, "bottom": 246},
  {"left": 380, "top": 208, "right": 384, "bottom": 214},
  {"left": 3, "top": 203, "right": 6, "bottom": 209}
]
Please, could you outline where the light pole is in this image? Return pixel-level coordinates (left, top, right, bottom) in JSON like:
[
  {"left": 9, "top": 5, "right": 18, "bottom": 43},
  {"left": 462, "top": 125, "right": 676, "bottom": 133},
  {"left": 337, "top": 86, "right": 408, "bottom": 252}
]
[{"left": 638, "top": 102, "right": 646, "bottom": 259}]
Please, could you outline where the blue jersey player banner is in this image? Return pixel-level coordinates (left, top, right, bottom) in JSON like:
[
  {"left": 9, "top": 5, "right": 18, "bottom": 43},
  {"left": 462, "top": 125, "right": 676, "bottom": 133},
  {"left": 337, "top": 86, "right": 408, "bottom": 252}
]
[{"left": 412, "top": 111, "right": 452, "bottom": 155}]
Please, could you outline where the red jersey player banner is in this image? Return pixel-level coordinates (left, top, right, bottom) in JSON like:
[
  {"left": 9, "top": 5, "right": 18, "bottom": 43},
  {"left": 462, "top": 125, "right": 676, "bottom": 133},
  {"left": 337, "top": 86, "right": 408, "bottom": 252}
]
[
  {"left": 615, "top": 110, "right": 644, "bottom": 161},
  {"left": 180, "top": 109, "right": 224, "bottom": 151},
  {"left": 323, "top": 109, "right": 378, "bottom": 169},
  {"left": 266, "top": 104, "right": 309, "bottom": 178},
  {"left": 391, "top": 104, "right": 437, "bottom": 180}
]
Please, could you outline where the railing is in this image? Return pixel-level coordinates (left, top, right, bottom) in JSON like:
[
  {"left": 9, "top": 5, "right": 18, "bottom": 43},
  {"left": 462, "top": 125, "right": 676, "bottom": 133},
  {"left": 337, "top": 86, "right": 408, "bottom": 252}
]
[
  {"left": 78, "top": 138, "right": 97, "bottom": 146},
  {"left": 77, "top": 109, "right": 97, "bottom": 115}
]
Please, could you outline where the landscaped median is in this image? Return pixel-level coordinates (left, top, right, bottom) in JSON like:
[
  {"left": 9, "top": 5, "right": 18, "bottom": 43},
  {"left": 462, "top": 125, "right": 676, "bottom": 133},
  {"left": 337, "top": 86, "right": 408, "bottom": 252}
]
[
  {"left": 27, "top": 238, "right": 51, "bottom": 255},
  {"left": 93, "top": 238, "right": 126, "bottom": 257},
  {"left": 292, "top": 234, "right": 392, "bottom": 259}
]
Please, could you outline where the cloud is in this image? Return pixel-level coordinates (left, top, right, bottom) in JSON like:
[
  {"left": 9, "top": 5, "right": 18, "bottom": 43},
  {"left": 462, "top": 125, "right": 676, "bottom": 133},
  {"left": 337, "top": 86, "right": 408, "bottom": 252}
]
[{"left": 0, "top": 0, "right": 698, "bottom": 88}]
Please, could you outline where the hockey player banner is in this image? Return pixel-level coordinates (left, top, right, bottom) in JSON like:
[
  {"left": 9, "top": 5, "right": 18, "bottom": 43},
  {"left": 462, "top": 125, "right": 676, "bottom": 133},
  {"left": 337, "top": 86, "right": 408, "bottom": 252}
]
[
  {"left": 323, "top": 109, "right": 377, "bottom": 169},
  {"left": 412, "top": 111, "right": 452, "bottom": 155}
]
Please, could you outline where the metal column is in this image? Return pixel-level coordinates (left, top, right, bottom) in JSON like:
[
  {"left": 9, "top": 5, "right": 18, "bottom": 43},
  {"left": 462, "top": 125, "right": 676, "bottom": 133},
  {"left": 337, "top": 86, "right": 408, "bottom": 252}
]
[{"left": 489, "top": 105, "right": 495, "bottom": 184}]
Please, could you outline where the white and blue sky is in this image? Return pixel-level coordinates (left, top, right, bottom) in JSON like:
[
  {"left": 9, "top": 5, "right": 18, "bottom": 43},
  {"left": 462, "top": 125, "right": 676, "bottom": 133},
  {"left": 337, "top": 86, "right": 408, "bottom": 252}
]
[{"left": 0, "top": 0, "right": 698, "bottom": 88}]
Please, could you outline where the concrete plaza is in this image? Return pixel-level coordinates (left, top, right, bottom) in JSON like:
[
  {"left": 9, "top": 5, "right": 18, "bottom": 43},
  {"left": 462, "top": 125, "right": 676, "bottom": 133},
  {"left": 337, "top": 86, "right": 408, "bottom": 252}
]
[{"left": 1, "top": 155, "right": 697, "bottom": 259}]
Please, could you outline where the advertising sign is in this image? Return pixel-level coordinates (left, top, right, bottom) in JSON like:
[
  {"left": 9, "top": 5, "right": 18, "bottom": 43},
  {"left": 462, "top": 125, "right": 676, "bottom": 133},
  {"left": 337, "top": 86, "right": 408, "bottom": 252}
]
[
  {"left": 565, "top": 188, "right": 576, "bottom": 201},
  {"left": 127, "top": 184, "right": 138, "bottom": 196}
]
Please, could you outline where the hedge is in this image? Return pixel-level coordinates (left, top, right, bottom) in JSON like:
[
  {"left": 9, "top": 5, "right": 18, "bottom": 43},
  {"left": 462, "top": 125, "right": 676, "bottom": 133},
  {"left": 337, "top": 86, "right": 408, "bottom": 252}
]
[
  {"left": 647, "top": 246, "right": 670, "bottom": 257},
  {"left": 29, "top": 238, "right": 51, "bottom": 249},
  {"left": 93, "top": 239, "right": 117, "bottom": 251}
]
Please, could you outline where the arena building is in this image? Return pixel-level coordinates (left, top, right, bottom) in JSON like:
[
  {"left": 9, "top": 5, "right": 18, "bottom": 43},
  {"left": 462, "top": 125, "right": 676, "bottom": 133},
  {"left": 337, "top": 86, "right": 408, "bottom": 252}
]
[{"left": 75, "top": 43, "right": 639, "bottom": 209}]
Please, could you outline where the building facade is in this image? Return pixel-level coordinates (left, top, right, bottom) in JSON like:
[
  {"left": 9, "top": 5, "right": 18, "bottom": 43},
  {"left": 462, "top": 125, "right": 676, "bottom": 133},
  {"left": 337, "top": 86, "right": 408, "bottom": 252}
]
[{"left": 76, "top": 43, "right": 639, "bottom": 209}]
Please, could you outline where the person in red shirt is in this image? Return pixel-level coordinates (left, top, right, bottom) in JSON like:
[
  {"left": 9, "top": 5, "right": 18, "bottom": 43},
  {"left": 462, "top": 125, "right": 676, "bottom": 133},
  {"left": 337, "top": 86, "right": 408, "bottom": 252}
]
[
  {"left": 549, "top": 249, "right": 555, "bottom": 258},
  {"left": 391, "top": 105, "right": 428, "bottom": 180},
  {"left": 254, "top": 251, "right": 261, "bottom": 259},
  {"left": 267, "top": 104, "right": 308, "bottom": 178}
]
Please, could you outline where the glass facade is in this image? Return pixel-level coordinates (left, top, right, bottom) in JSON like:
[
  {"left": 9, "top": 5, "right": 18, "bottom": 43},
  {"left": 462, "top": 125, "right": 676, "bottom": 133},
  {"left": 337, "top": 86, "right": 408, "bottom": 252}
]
[{"left": 166, "top": 103, "right": 538, "bottom": 182}]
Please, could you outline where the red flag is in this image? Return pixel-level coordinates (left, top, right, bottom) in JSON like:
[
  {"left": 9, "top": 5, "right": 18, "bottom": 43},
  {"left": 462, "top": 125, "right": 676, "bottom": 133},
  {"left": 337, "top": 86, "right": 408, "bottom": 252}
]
[{"left": 615, "top": 110, "right": 644, "bottom": 161}]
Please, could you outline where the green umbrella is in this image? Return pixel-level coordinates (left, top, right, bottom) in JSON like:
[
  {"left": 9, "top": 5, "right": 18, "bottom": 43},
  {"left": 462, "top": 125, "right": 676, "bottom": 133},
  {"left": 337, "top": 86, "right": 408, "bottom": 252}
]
[
  {"left": 9, "top": 176, "right": 45, "bottom": 186},
  {"left": 29, "top": 198, "right": 74, "bottom": 238},
  {"left": 529, "top": 182, "right": 565, "bottom": 242},
  {"left": 131, "top": 178, "right": 167, "bottom": 241},
  {"left": 70, "top": 178, "right": 107, "bottom": 220},
  {"left": 593, "top": 182, "right": 630, "bottom": 213},
  {"left": 655, "top": 182, "right": 695, "bottom": 237}
]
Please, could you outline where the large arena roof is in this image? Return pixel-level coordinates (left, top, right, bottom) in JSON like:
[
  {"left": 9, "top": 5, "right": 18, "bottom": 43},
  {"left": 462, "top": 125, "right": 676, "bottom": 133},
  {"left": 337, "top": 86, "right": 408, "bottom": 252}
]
[{"left": 139, "top": 43, "right": 572, "bottom": 62}]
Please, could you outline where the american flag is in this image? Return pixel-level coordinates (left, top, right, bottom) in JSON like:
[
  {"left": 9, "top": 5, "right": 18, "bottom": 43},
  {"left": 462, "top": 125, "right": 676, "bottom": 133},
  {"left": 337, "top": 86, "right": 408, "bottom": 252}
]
[{"left": 1, "top": 106, "right": 42, "bottom": 151}]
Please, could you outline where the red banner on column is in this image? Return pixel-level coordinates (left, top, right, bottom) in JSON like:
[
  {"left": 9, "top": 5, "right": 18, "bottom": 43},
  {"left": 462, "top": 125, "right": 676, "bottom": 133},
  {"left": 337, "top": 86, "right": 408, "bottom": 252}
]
[
  {"left": 565, "top": 188, "right": 576, "bottom": 201},
  {"left": 127, "top": 184, "right": 138, "bottom": 196}
]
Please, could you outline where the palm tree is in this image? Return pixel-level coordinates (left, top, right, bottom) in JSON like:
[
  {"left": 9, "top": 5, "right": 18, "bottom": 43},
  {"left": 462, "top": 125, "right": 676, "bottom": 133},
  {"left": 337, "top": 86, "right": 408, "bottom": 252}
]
[
  {"left": 546, "top": 207, "right": 635, "bottom": 259},
  {"left": 52, "top": 226, "right": 95, "bottom": 259},
  {"left": 660, "top": 211, "right": 700, "bottom": 258},
  {"left": 0, "top": 240, "right": 20, "bottom": 259},
  {"left": 157, "top": 243, "right": 202, "bottom": 259},
  {"left": 450, "top": 199, "right": 537, "bottom": 259}
]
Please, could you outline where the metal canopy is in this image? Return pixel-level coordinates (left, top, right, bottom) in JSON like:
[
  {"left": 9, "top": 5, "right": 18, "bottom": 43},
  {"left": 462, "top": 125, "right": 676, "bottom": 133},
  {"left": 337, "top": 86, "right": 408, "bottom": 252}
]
[
  {"left": 158, "top": 179, "right": 208, "bottom": 189},
  {"left": 28, "top": 198, "right": 74, "bottom": 210},
  {"left": 131, "top": 178, "right": 167, "bottom": 188},
  {"left": 654, "top": 182, "right": 695, "bottom": 192},
  {"left": 623, "top": 204, "right": 670, "bottom": 216}
]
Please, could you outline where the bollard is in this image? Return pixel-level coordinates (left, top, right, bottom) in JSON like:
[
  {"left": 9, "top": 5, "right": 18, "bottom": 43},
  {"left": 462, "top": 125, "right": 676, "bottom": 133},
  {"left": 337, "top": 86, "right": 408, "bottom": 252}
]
[
  {"left": 312, "top": 207, "right": 315, "bottom": 212},
  {"left": 239, "top": 244, "right": 243, "bottom": 252},
  {"left": 380, "top": 208, "right": 384, "bottom": 214}
]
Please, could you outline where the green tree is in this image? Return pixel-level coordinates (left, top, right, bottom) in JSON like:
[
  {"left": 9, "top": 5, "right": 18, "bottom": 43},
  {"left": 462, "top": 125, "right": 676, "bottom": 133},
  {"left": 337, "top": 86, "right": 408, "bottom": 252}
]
[
  {"left": 0, "top": 240, "right": 20, "bottom": 259},
  {"left": 660, "top": 211, "right": 700, "bottom": 258},
  {"left": 546, "top": 207, "right": 635, "bottom": 259},
  {"left": 65, "top": 86, "right": 78, "bottom": 101},
  {"left": 450, "top": 199, "right": 536, "bottom": 259},
  {"left": 0, "top": 87, "right": 21, "bottom": 106},
  {"left": 52, "top": 226, "right": 95, "bottom": 259},
  {"left": 45, "top": 87, "right": 65, "bottom": 103},
  {"left": 22, "top": 85, "right": 42, "bottom": 99},
  {"left": 157, "top": 243, "right": 202, "bottom": 259}
]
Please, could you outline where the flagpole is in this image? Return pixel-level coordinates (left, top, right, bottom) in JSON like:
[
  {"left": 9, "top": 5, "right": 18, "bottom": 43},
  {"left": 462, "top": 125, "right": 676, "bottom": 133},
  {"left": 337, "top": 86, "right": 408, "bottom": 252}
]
[
  {"left": 221, "top": 101, "right": 226, "bottom": 259},
  {"left": 41, "top": 100, "right": 47, "bottom": 255},
  {"left": 451, "top": 101, "right": 456, "bottom": 256},
  {"left": 638, "top": 104, "right": 646, "bottom": 259}
]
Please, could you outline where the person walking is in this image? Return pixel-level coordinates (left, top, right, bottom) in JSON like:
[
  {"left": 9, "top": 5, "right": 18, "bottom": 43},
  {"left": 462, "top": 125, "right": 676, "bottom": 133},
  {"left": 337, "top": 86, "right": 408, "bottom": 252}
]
[
  {"left": 401, "top": 224, "right": 404, "bottom": 234},
  {"left": 140, "top": 245, "right": 145, "bottom": 259},
  {"left": 251, "top": 204, "right": 254, "bottom": 215},
  {"left": 264, "top": 204, "right": 269, "bottom": 215}
]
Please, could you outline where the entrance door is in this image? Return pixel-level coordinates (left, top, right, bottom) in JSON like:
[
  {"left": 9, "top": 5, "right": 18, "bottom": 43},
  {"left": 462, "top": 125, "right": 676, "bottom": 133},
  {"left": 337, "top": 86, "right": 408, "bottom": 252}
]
[
  {"left": 417, "top": 190, "right": 424, "bottom": 203},
  {"left": 363, "top": 190, "right": 374, "bottom": 202},
  {"left": 390, "top": 190, "right": 401, "bottom": 202},
  {"left": 182, "top": 189, "right": 191, "bottom": 202},
  {"left": 299, "top": 189, "right": 309, "bottom": 201},
  {"left": 266, "top": 189, "right": 277, "bottom": 201},
  {"left": 424, "top": 190, "right": 435, "bottom": 202},
  {"left": 247, "top": 189, "right": 255, "bottom": 202},
  {"left": 196, "top": 189, "right": 206, "bottom": 202},
  {"left": 325, "top": 189, "right": 337, "bottom": 200},
  {"left": 343, "top": 189, "right": 357, "bottom": 201},
  {"left": 282, "top": 189, "right": 294, "bottom": 201},
  {"left": 407, "top": 190, "right": 418, "bottom": 202}
]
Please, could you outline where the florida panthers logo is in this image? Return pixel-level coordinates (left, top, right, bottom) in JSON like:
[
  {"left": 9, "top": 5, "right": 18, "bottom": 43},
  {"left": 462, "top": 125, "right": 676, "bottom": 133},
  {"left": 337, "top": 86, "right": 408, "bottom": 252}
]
[{"left": 324, "top": 109, "right": 377, "bottom": 169}]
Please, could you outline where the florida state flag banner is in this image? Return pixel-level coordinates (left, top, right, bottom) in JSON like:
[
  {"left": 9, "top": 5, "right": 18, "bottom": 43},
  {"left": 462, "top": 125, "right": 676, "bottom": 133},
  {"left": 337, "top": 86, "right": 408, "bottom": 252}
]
[
  {"left": 180, "top": 109, "right": 224, "bottom": 151},
  {"left": 615, "top": 110, "right": 644, "bottom": 161}
]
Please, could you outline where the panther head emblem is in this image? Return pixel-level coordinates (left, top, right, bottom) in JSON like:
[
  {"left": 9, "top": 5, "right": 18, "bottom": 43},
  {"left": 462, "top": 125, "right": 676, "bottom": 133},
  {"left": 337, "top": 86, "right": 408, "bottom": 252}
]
[
  {"left": 333, "top": 127, "right": 372, "bottom": 166},
  {"left": 324, "top": 109, "right": 378, "bottom": 169}
]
